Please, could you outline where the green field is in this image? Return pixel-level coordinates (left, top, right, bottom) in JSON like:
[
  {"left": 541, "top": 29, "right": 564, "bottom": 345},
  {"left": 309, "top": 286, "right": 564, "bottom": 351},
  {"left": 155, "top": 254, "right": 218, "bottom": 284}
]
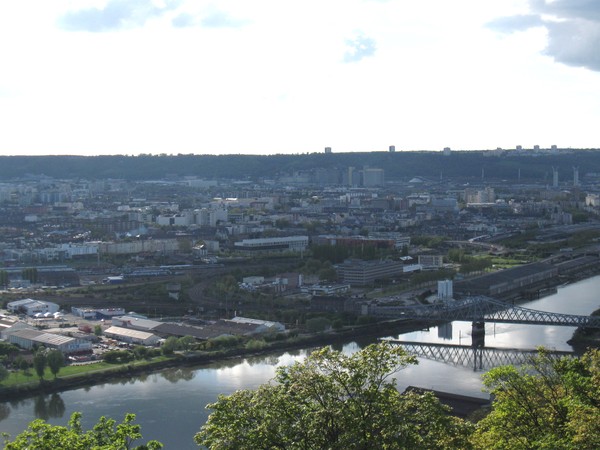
[{"left": 2, "top": 356, "right": 172, "bottom": 389}]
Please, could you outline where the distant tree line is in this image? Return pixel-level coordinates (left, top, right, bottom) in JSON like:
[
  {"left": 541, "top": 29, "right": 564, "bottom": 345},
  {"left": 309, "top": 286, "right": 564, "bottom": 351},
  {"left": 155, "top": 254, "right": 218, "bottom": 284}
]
[{"left": 2, "top": 150, "right": 600, "bottom": 181}]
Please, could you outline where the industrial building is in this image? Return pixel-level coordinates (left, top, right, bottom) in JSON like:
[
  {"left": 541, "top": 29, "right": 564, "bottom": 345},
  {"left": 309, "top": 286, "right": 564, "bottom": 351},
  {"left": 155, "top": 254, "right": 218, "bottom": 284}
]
[
  {"left": 7, "top": 299, "right": 60, "bottom": 316},
  {"left": 0, "top": 315, "right": 32, "bottom": 340},
  {"left": 234, "top": 236, "right": 308, "bottom": 253},
  {"left": 228, "top": 316, "right": 285, "bottom": 333},
  {"left": 337, "top": 259, "right": 405, "bottom": 286},
  {"left": 6, "top": 329, "right": 92, "bottom": 354},
  {"left": 111, "top": 315, "right": 162, "bottom": 332},
  {"left": 417, "top": 255, "right": 445, "bottom": 269},
  {"left": 454, "top": 262, "right": 558, "bottom": 297},
  {"left": 72, "top": 307, "right": 126, "bottom": 320},
  {"left": 104, "top": 326, "right": 161, "bottom": 346}
]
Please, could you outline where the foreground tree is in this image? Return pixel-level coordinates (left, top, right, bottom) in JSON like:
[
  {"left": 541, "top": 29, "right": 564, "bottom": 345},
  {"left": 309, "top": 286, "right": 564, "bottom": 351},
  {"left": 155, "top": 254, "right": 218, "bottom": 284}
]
[
  {"left": 196, "top": 342, "right": 473, "bottom": 449},
  {"left": 2, "top": 412, "right": 163, "bottom": 450},
  {"left": 472, "top": 348, "right": 600, "bottom": 449}
]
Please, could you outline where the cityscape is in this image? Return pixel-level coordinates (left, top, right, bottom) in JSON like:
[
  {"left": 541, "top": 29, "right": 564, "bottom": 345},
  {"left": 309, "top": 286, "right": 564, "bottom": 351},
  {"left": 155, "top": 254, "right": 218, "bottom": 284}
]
[
  {"left": 0, "top": 148, "right": 599, "bottom": 447},
  {"left": 2, "top": 0, "right": 600, "bottom": 447}
]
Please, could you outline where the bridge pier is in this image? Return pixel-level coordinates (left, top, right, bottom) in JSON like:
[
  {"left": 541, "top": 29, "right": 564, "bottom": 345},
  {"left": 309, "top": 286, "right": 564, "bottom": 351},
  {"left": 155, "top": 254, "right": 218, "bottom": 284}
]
[{"left": 472, "top": 321, "right": 485, "bottom": 348}]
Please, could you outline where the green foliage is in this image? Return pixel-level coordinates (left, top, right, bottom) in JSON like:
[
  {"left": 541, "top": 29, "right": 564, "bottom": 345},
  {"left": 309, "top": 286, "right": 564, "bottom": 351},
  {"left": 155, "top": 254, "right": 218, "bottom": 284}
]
[
  {"left": 411, "top": 269, "right": 456, "bottom": 286},
  {"left": 274, "top": 218, "right": 290, "bottom": 229},
  {"left": 411, "top": 235, "right": 446, "bottom": 248},
  {"left": 1, "top": 151, "right": 600, "bottom": 182},
  {"left": 21, "top": 268, "right": 38, "bottom": 284},
  {"left": 0, "top": 270, "right": 8, "bottom": 287},
  {"left": 94, "top": 324, "right": 103, "bottom": 336},
  {"left": 20, "top": 358, "right": 30, "bottom": 372},
  {"left": 310, "top": 245, "right": 350, "bottom": 264},
  {"left": 161, "top": 336, "right": 179, "bottom": 356},
  {"left": 568, "top": 229, "right": 600, "bottom": 248},
  {"left": 459, "top": 258, "right": 493, "bottom": 274},
  {"left": 245, "top": 338, "right": 267, "bottom": 351},
  {"left": 498, "top": 231, "right": 537, "bottom": 249},
  {"left": 447, "top": 248, "right": 468, "bottom": 263},
  {"left": 196, "top": 342, "right": 473, "bottom": 449},
  {"left": 305, "top": 317, "right": 331, "bottom": 333},
  {"left": 133, "top": 346, "right": 150, "bottom": 360},
  {"left": 32, "top": 351, "right": 47, "bottom": 381},
  {"left": 472, "top": 348, "right": 600, "bottom": 449},
  {"left": 103, "top": 350, "right": 134, "bottom": 364},
  {"left": 356, "top": 315, "right": 377, "bottom": 325},
  {"left": 207, "top": 335, "right": 243, "bottom": 350},
  {"left": 570, "top": 210, "right": 590, "bottom": 224},
  {"left": 2, "top": 412, "right": 162, "bottom": 449},
  {"left": 318, "top": 266, "right": 338, "bottom": 282},
  {"left": 0, "top": 342, "right": 19, "bottom": 359},
  {"left": 0, "top": 364, "right": 8, "bottom": 384},
  {"left": 178, "top": 335, "right": 196, "bottom": 352},
  {"left": 46, "top": 350, "right": 64, "bottom": 379}
]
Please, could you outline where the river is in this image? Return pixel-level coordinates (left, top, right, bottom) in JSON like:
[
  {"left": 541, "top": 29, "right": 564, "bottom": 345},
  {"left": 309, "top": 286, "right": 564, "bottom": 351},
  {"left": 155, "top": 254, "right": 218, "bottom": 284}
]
[{"left": 1, "top": 275, "right": 599, "bottom": 449}]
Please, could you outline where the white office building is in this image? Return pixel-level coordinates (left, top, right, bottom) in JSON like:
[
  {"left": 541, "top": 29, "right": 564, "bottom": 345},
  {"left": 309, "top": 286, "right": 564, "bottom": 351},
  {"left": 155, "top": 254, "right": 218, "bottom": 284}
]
[{"left": 437, "top": 279, "right": 453, "bottom": 300}]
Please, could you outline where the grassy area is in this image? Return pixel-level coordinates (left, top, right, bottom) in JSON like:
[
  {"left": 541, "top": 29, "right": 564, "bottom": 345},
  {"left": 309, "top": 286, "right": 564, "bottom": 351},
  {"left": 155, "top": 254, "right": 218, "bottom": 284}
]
[
  {"left": 2, "top": 355, "right": 174, "bottom": 389},
  {"left": 3, "top": 362, "right": 115, "bottom": 387}
]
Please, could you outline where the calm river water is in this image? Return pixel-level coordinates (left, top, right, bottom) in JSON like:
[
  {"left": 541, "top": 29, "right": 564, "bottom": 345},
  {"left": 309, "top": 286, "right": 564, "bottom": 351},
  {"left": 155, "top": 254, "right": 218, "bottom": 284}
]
[{"left": 1, "top": 275, "right": 599, "bottom": 449}]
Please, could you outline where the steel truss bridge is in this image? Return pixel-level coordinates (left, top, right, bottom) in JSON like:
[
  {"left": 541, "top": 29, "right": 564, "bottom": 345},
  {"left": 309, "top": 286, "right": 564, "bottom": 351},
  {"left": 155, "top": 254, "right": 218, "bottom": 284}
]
[
  {"left": 384, "top": 340, "right": 574, "bottom": 371},
  {"left": 371, "top": 295, "right": 600, "bottom": 328}
]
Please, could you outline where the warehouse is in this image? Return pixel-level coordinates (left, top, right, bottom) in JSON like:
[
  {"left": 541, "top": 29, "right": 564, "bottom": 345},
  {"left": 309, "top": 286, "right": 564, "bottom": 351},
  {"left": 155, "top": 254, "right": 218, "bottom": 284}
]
[
  {"left": 234, "top": 236, "right": 308, "bottom": 253},
  {"left": 454, "top": 262, "right": 558, "bottom": 297},
  {"left": 104, "top": 326, "right": 161, "bottom": 346},
  {"left": 7, "top": 298, "right": 59, "bottom": 316},
  {"left": 7, "top": 329, "right": 92, "bottom": 354}
]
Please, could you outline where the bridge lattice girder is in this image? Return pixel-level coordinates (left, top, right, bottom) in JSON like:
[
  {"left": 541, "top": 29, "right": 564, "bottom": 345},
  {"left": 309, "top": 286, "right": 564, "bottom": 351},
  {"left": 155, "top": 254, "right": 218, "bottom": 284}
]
[
  {"left": 386, "top": 340, "right": 573, "bottom": 371},
  {"left": 373, "top": 296, "right": 600, "bottom": 328}
]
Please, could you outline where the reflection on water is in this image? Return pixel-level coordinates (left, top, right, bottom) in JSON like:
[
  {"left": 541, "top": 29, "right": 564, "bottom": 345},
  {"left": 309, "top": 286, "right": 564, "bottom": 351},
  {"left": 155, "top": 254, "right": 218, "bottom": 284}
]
[
  {"left": 1, "top": 276, "right": 599, "bottom": 449},
  {"left": 161, "top": 367, "right": 196, "bottom": 383},
  {"left": 33, "top": 394, "right": 65, "bottom": 421},
  {"left": 0, "top": 404, "right": 10, "bottom": 422}
]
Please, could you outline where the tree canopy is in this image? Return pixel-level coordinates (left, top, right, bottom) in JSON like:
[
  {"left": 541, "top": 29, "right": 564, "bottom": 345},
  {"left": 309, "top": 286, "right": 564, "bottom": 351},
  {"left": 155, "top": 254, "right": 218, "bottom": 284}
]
[
  {"left": 32, "top": 350, "right": 47, "bottom": 381},
  {"left": 472, "top": 348, "right": 600, "bottom": 449},
  {"left": 2, "top": 412, "right": 162, "bottom": 450},
  {"left": 46, "top": 349, "right": 65, "bottom": 379},
  {"left": 195, "top": 342, "right": 473, "bottom": 449}
]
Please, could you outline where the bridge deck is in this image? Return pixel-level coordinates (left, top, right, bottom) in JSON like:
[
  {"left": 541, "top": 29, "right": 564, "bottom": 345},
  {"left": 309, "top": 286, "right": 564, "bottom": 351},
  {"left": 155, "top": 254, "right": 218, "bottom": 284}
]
[{"left": 370, "top": 296, "right": 600, "bottom": 328}]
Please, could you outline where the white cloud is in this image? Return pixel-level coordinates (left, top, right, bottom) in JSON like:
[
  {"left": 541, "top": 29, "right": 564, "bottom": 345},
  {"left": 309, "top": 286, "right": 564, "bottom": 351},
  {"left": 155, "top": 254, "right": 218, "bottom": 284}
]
[
  {"left": 487, "top": 0, "right": 600, "bottom": 72},
  {"left": 0, "top": 0, "right": 599, "bottom": 155},
  {"left": 59, "top": 0, "right": 181, "bottom": 32},
  {"left": 343, "top": 34, "right": 377, "bottom": 63},
  {"left": 486, "top": 14, "right": 545, "bottom": 33}
]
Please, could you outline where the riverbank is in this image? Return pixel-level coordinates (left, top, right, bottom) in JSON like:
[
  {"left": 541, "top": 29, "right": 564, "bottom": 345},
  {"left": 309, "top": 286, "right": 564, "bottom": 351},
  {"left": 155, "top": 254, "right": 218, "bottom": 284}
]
[
  {"left": 567, "top": 307, "right": 600, "bottom": 352},
  {"left": 0, "top": 318, "right": 430, "bottom": 401},
  {"left": 3, "top": 263, "right": 599, "bottom": 402}
]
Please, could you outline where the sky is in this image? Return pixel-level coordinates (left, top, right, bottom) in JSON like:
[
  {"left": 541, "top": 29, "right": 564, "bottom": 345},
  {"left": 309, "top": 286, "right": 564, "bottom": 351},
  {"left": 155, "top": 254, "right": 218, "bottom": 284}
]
[{"left": 0, "top": 0, "right": 599, "bottom": 156}]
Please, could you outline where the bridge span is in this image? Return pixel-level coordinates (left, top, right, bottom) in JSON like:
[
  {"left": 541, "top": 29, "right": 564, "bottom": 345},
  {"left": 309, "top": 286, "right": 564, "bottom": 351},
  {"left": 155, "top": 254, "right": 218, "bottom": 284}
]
[
  {"left": 383, "top": 340, "right": 574, "bottom": 371},
  {"left": 368, "top": 295, "right": 600, "bottom": 328}
]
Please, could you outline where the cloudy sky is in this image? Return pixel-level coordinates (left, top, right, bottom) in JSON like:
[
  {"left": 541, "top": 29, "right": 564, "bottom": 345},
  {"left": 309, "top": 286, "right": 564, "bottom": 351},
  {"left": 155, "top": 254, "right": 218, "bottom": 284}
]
[{"left": 1, "top": 0, "right": 599, "bottom": 156}]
